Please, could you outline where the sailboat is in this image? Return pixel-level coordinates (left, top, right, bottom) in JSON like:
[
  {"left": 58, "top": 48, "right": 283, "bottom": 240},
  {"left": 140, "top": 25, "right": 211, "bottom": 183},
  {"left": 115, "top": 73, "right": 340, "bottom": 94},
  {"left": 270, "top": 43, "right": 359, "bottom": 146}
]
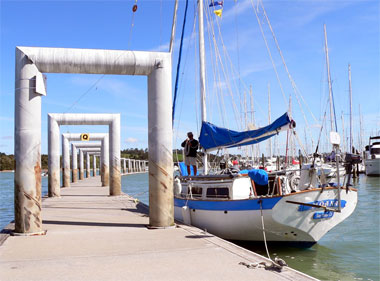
[{"left": 173, "top": 0, "right": 358, "bottom": 246}]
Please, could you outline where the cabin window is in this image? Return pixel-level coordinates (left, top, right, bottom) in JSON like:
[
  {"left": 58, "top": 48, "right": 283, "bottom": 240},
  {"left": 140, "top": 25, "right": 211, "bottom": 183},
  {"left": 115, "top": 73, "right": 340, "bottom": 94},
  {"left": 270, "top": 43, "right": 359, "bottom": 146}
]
[
  {"left": 370, "top": 148, "right": 380, "bottom": 154},
  {"left": 188, "top": 186, "right": 202, "bottom": 198},
  {"left": 206, "top": 187, "right": 229, "bottom": 199}
]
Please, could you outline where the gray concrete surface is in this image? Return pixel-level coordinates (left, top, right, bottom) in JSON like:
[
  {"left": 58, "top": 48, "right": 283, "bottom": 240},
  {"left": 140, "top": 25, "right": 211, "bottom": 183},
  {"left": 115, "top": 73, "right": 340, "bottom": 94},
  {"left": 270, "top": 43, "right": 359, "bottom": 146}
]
[{"left": 0, "top": 176, "right": 318, "bottom": 281}]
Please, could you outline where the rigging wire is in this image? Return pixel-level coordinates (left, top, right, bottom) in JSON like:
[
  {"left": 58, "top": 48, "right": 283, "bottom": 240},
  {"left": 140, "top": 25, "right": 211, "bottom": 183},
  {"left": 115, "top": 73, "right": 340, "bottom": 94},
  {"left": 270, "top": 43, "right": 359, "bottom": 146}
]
[
  {"left": 259, "top": 0, "right": 318, "bottom": 124},
  {"left": 204, "top": 4, "right": 228, "bottom": 127},
  {"left": 174, "top": 5, "right": 198, "bottom": 146},
  {"left": 233, "top": 0, "right": 243, "bottom": 127},
  {"left": 172, "top": 0, "right": 190, "bottom": 127},
  {"left": 64, "top": 0, "right": 139, "bottom": 115},
  {"left": 250, "top": 0, "right": 287, "bottom": 106},
  {"left": 205, "top": 6, "right": 242, "bottom": 130}
]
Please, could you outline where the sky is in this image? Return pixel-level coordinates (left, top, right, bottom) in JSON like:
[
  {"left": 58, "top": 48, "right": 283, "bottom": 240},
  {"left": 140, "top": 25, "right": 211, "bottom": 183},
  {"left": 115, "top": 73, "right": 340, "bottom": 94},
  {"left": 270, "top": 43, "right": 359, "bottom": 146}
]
[{"left": 0, "top": 0, "right": 379, "bottom": 156}]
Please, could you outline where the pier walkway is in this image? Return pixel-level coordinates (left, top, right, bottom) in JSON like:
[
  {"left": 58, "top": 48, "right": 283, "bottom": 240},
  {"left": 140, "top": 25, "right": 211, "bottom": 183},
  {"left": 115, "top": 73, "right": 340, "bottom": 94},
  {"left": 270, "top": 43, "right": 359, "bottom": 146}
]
[{"left": 0, "top": 176, "right": 317, "bottom": 281}]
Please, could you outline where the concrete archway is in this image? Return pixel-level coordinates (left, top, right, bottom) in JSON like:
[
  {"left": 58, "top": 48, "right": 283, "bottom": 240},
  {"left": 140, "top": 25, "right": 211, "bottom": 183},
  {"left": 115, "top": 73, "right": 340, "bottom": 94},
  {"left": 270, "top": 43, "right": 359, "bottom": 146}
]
[
  {"left": 62, "top": 133, "right": 108, "bottom": 186},
  {"left": 14, "top": 47, "right": 173, "bottom": 234}
]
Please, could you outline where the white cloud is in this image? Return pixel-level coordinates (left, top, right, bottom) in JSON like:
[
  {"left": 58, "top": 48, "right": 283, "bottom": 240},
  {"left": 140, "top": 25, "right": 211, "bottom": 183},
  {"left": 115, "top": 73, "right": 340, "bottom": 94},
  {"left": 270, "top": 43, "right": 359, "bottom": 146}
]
[
  {"left": 69, "top": 76, "right": 146, "bottom": 100},
  {"left": 125, "top": 137, "right": 138, "bottom": 143}
]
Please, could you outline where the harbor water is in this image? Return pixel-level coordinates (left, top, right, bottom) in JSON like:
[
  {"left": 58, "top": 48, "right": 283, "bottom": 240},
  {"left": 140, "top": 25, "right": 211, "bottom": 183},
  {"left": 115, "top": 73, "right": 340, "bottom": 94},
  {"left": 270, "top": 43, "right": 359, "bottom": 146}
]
[{"left": 0, "top": 172, "right": 378, "bottom": 281}]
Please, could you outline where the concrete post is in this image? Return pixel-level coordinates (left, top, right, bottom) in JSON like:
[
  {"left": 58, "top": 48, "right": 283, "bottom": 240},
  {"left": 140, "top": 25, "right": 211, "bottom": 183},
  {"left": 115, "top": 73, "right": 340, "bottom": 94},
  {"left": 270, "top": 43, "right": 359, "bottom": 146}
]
[
  {"left": 14, "top": 48, "right": 43, "bottom": 234},
  {"left": 102, "top": 137, "right": 109, "bottom": 186},
  {"left": 93, "top": 155, "right": 97, "bottom": 176},
  {"left": 48, "top": 114, "right": 60, "bottom": 197},
  {"left": 123, "top": 159, "right": 126, "bottom": 174},
  {"left": 79, "top": 150, "right": 84, "bottom": 180},
  {"left": 128, "top": 159, "right": 131, "bottom": 173},
  {"left": 72, "top": 143, "right": 78, "bottom": 182},
  {"left": 110, "top": 115, "right": 121, "bottom": 195},
  {"left": 86, "top": 152, "right": 90, "bottom": 178},
  {"left": 62, "top": 134, "right": 70, "bottom": 187},
  {"left": 148, "top": 58, "right": 173, "bottom": 227}
]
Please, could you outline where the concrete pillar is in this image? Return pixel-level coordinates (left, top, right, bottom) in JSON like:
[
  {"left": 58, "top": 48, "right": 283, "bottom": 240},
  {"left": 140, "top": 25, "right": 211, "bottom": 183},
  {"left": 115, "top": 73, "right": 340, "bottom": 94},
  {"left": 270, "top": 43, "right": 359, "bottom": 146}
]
[
  {"left": 102, "top": 137, "right": 109, "bottom": 186},
  {"left": 79, "top": 150, "right": 84, "bottom": 180},
  {"left": 148, "top": 59, "right": 173, "bottom": 227},
  {"left": 93, "top": 155, "right": 97, "bottom": 176},
  {"left": 123, "top": 158, "right": 127, "bottom": 174},
  {"left": 128, "top": 159, "right": 131, "bottom": 173},
  {"left": 48, "top": 114, "right": 60, "bottom": 197},
  {"left": 109, "top": 115, "right": 121, "bottom": 195},
  {"left": 14, "top": 48, "right": 43, "bottom": 234},
  {"left": 62, "top": 134, "right": 70, "bottom": 187},
  {"left": 72, "top": 144, "right": 78, "bottom": 182},
  {"left": 86, "top": 152, "right": 90, "bottom": 178}
]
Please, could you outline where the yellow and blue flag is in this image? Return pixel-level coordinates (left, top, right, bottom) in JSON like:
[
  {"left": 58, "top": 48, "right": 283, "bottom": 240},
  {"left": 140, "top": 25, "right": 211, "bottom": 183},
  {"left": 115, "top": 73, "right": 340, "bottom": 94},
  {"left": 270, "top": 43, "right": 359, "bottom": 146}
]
[{"left": 209, "top": 1, "right": 223, "bottom": 7}]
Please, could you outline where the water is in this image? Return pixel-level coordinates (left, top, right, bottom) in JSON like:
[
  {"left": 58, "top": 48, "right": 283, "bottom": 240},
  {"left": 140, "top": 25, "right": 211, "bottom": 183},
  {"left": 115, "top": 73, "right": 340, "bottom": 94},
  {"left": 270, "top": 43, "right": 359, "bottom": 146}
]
[{"left": 1, "top": 172, "right": 379, "bottom": 280}]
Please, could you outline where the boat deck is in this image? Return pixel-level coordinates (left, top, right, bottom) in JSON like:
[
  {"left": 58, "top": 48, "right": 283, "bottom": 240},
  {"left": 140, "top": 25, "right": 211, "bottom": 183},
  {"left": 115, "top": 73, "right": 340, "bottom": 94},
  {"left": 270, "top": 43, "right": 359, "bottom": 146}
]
[{"left": 0, "top": 176, "right": 317, "bottom": 281}]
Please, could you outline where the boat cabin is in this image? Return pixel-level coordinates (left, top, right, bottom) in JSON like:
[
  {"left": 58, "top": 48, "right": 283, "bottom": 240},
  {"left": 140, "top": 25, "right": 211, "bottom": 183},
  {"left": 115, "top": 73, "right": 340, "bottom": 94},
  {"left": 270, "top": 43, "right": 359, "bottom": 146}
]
[{"left": 176, "top": 173, "right": 287, "bottom": 201}]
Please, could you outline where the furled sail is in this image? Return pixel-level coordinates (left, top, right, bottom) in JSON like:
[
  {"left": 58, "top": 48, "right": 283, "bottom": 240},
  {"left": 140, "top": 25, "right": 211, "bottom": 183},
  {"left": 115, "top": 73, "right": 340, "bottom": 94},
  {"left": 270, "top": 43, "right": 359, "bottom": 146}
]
[{"left": 199, "top": 112, "right": 295, "bottom": 151}]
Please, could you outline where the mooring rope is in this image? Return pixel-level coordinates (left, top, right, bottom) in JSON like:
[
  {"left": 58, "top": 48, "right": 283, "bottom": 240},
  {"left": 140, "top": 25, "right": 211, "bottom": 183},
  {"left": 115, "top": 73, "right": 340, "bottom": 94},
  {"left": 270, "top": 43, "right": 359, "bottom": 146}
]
[{"left": 258, "top": 199, "right": 271, "bottom": 260}]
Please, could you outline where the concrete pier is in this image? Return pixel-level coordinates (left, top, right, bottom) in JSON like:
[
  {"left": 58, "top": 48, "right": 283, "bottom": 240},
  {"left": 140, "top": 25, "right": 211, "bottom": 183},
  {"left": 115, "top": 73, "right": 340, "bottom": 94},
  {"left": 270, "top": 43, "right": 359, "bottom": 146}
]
[{"left": 0, "top": 177, "right": 316, "bottom": 281}]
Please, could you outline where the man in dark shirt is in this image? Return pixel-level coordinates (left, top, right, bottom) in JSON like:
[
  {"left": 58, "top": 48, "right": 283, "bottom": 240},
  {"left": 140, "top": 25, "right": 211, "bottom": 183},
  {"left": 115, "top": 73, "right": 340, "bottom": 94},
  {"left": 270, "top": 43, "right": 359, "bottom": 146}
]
[{"left": 181, "top": 132, "right": 199, "bottom": 176}]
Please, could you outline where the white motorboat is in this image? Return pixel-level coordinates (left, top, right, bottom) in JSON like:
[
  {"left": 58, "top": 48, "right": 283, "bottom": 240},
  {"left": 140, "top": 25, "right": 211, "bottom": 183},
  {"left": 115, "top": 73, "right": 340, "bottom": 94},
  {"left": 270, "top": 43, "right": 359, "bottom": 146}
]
[{"left": 364, "top": 136, "right": 380, "bottom": 176}]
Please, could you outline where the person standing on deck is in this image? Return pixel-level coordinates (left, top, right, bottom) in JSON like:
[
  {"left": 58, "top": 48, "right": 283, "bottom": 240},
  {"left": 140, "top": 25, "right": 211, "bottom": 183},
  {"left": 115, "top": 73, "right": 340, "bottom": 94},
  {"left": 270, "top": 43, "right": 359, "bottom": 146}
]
[{"left": 181, "top": 132, "right": 199, "bottom": 176}]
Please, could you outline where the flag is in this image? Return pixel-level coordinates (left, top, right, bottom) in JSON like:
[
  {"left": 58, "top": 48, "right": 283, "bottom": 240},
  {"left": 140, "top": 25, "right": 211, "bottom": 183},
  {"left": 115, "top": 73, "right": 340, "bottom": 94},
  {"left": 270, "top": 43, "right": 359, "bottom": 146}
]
[
  {"left": 214, "top": 8, "right": 223, "bottom": 17},
  {"left": 209, "top": 1, "right": 223, "bottom": 7}
]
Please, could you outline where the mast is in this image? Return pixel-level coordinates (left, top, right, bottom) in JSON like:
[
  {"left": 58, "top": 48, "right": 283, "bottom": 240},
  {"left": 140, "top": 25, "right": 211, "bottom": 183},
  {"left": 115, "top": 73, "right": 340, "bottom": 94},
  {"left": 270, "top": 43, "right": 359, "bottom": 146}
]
[
  {"left": 359, "top": 104, "right": 363, "bottom": 152},
  {"left": 341, "top": 111, "right": 346, "bottom": 152},
  {"left": 268, "top": 82, "right": 272, "bottom": 158},
  {"left": 324, "top": 24, "right": 335, "bottom": 132},
  {"left": 198, "top": 0, "right": 208, "bottom": 174},
  {"left": 244, "top": 90, "right": 248, "bottom": 160},
  {"left": 349, "top": 64, "right": 353, "bottom": 153},
  {"left": 249, "top": 85, "right": 255, "bottom": 164}
]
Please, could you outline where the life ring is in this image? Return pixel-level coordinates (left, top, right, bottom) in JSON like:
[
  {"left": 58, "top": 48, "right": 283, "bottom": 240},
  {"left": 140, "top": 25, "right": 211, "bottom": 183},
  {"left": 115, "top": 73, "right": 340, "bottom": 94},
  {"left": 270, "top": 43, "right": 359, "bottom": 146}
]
[{"left": 289, "top": 174, "right": 300, "bottom": 191}]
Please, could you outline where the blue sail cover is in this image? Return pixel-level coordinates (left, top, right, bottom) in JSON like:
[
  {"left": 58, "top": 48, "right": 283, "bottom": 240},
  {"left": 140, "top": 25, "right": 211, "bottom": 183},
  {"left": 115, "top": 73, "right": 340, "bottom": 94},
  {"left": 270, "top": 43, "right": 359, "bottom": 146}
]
[{"left": 199, "top": 112, "right": 294, "bottom": 151}]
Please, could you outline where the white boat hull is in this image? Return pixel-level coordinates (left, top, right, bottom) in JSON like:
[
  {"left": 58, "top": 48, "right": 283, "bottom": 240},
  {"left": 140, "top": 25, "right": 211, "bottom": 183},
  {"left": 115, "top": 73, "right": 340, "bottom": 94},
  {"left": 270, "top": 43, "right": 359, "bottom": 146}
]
[
  {"left": 174, "top": 187, "right": 357, "bottom": 245},
  {"left": 365, "top": 158, "right": 380, "bottom": 176}
]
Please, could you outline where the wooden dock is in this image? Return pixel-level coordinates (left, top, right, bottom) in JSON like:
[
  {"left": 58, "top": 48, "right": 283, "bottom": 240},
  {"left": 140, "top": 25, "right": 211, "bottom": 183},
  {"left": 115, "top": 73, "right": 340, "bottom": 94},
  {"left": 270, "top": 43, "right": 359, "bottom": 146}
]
[{"left": 0, "top": 176, "right": 318, "bottom": 281}]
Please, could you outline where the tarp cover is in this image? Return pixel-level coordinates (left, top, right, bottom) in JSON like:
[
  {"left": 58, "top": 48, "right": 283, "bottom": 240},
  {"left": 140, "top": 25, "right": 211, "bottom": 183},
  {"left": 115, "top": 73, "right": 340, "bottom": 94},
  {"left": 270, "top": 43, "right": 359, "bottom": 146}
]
[
  {"left": 199, "top": 112, "right": 293, "bottom": 151},
  {"left": 178, "top": 162, "right": 198, "bottom": 176},
  {"left": 248, "top": 169, "right": 268, "bottom": 185}
]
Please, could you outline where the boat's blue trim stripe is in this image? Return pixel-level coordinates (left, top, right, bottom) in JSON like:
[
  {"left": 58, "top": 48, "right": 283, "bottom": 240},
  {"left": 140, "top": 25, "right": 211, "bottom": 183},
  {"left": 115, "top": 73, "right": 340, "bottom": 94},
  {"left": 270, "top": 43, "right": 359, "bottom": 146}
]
[{"left": 174, "top": 197, "right": 282, "bottom": 211}]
